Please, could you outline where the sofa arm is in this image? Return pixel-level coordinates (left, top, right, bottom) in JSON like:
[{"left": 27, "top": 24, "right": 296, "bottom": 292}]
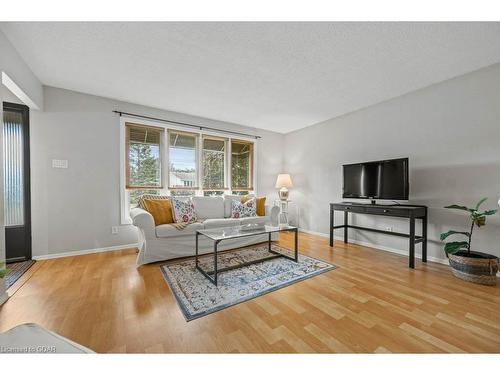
[{"left": 130, "top": 208, "right": 156, "bottom": 238}]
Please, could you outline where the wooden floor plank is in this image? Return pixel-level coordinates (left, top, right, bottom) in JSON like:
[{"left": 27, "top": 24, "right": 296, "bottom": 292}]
[{"left": 1, "top": 232, "right": 499, "bottom": 353}]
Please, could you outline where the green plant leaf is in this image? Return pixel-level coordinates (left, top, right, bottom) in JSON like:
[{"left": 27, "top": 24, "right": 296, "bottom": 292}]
[
  {"left": 444, "top": 204, "right": 474, "bottom": 213},
  {"left": 480, "top": 209, "right": 498, "bottom": 216},
  {"left": 444, "top": 241, "right": 469, "bottom": 254},
  {"left": 0, "top": 262, "right": 7, "bottom": 279},
  {"left": 475, "top": 197, "right": 488, "bottom": 210},
  {"left": 440, "top": 230, "right": 470, "bottom": 241}
]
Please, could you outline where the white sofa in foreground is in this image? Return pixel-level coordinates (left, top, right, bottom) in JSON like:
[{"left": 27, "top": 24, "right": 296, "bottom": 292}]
[
  {"left": 131, "top": 196, "right": 279, "bottom": 266},
  {"left": 0, "top": 323, "right": 93, "bottom": 353}
]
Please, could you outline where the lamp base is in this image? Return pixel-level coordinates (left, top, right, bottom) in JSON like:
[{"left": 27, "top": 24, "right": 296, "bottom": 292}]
[{"left": 278, "top": 188, "right": 289, "bottom": 201}]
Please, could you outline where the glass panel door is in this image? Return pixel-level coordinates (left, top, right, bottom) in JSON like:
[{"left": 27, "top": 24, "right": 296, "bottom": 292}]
[
  {"left": 3, "top": 110, "right": 24, "bottom": 226},
  {"left": 3, "top": 102, "right": 31, "bottom": 263}
]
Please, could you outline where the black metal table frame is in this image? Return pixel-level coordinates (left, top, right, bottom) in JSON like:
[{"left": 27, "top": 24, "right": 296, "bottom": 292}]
[
  {"left": 329, "top": 203, "right": 428, "bottom": 269},
  {"left": 195, "top": 227, "right": 299, "bottom": 286}
]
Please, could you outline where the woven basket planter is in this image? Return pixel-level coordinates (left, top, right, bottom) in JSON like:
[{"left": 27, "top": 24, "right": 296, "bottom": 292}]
[{"left": 448, "top": 251, "right": 499, "bottom": 286}]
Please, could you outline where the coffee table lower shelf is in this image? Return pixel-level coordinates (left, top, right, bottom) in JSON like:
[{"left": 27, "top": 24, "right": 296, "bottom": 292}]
[{"left": 195, "top": 228, "right": 298, "bottom": 286}]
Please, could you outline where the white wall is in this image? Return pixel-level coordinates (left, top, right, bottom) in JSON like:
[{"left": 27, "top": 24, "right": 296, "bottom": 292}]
[
  {"left": 0, "top": 30, "right": 43, "bottom": 110},
  {"left": 30, "top": 87, "right": 284, "bottom": 258},
  {"left": 284, "top": 63, "right": 500, "bottom": 262}
]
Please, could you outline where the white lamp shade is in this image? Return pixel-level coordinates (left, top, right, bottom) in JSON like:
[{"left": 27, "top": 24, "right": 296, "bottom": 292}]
[{"left": 275, "top": 174, "right": 293, "bottom": 189}]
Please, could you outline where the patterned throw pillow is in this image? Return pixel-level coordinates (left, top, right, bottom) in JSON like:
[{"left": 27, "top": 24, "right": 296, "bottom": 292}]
[
  {"left": 231, "top": 198, "right": 257, "bottom": 218},
  {"left": 241, "top": 195, "right": 266, "bottom": 216},
  {"left": 171, "top": 198, "right": 198, "bottom": 224}
]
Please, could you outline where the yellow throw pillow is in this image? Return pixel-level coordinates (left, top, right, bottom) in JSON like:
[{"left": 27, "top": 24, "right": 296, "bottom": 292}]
[
  {"left": 142, "top": 198, "right": 174, "bottom": 226},
  {"left": 241, "top": 195, "right": 266, "bottom": 216}
]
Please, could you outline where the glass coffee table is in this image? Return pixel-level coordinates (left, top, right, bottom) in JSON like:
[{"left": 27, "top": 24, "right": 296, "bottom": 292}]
[{"left": 195, "top": 225, "right": 298, "bottom": 286}]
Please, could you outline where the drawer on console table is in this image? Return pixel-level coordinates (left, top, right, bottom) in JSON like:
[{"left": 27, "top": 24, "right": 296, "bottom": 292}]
[
  {"left": 330, "top": 204, "right": 366, "bottom": 213},
  {"left": 365, "top": 206, "right": 425, "bottom": 217}
]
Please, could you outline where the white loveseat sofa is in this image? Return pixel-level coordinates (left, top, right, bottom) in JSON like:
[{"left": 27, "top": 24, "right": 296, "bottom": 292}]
[{"left": 130, "top": 195, "right": 279, "bottom": 265}]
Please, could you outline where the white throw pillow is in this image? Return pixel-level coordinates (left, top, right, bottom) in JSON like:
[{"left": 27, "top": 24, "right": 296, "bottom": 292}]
[
  {"left": 231, "top": 198, "right": 256, "bottom": 218},
  {"left": 192, "top": 196, "right": 224, "bottom": 219},
  {"left": 171, "top": 198, "right": 198, "bottom": 224},
  {"left": 223, "top": 194, "right": 254, "bottom": 218}
]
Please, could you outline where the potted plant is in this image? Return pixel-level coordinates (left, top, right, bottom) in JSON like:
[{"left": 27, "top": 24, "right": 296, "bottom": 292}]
[
  {"left": 441, "top": 198, "right": 499, "bottom": 285},
  {"left": 0, "top": 263, "right": 9, "bottom": 279}
]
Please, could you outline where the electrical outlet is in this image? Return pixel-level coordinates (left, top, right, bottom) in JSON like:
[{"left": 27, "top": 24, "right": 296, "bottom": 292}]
[
  {"left": 386, "top": 226, "right": 393, "bottom": 232},
  {"left": 111, "top": 226, "right": 119, "bottom": 235}
]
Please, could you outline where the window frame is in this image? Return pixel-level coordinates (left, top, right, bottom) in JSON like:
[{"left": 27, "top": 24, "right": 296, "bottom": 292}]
[
  {"left": 201, "top": 134, "right": 229, "bottom": 193},
  {"left": 230, "top": 139, "right": 254, "bottom": 192},
  {"left": 120, "top": 116, "right": 257, "bottom": 224},
  {"left": 125, "top": 123, "right": 164, "bottom": 190},
  {"left": 167, "top": 129, "right": 200, "bottom": 191}
]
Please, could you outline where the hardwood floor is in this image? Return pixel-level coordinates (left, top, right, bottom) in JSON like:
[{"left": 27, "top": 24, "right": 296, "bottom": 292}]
[{"left": 1, "top": 232, "right": 499, "bottom": 353}]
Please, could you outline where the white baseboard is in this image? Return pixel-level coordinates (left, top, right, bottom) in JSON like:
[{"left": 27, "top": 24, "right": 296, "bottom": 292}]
[
  {"left": 32, "top": 243, "right": 139, "bottom": 261},
  {"left": 298, "top": 228, "right": 449, "bottom": 266}
]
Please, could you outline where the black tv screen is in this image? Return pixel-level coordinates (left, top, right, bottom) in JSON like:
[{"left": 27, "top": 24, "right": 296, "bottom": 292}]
[{"left": 342, "top": 158, "right": 409, "bottom": 200}]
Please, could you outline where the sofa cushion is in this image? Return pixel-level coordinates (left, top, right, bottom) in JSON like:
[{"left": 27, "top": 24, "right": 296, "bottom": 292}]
[
  {"left": 224, "top": 194, "right": 254, "bottom": 218},
  {"left": 142, "top": 198, "right": 174, "bottom": 225},
  {"left": 137, "top": 194, "right": 170, "bottom": 209},
  {"left": 192, "top": 196, "right": 224, "bottom": 219},
  {"left": 241, "top": 195, "right": 266, "bottom": 216},
  {"left": 156, "top": 222, "right": 204, "bottom": 238},
  {"left": 241, "top": 216, "right": 269, "bottom": 226},
  {"left": 231, "top": 198, "right": 256, "bottom": 218},
  {"left": 171, "top": 198, "right": 198, "bottom": 224},
  {"left": 203, "top": 218, "right": 242, "bottom": 229}
]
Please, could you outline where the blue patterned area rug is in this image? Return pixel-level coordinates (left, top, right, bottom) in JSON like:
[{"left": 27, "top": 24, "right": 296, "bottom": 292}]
[
  {"left": 160, "top": 244, "right": 336, "bottom": 321},
  {"left": 6, "top": 260, "right": 35, "bottom": 289}
]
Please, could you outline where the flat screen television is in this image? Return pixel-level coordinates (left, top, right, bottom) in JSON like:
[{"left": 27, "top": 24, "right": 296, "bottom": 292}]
[{"left": 342, "top": 158, "right": 409, "bottom": 201}]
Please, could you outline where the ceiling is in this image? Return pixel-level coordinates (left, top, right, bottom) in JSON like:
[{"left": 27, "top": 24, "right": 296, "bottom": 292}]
[{"left": 2, "top": 22, "right": 500, "bottom": 133}]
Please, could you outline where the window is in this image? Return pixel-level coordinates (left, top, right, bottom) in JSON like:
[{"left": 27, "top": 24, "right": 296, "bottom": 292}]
[
  {"left": 202, "top": 136, "right": 227, "bottom": 195},
  {"left": 129, "top": 189, "right": 159, "bottom": 207},
  {"left": 122, "top": 118, "right": 256, "bottom": 222},
  {"left": 170, "top": 189, "right": 197, "bottom": 197},
  {"left": 126, "top": 125, "right": 162, "bottom": 189},
  {"left": 231, "top": 140, "right": 253, "bottom": 193},
  {"left": 168, "top": 131, "right": 199, "bottom": 193}
]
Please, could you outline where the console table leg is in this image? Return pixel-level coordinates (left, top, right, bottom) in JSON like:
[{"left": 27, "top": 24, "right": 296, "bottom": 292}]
[
  {"left": 422, "top": 215, "right": 428, "bottom": 263},
  {"left": 344, "top": 211, "right": 348, "bottom": 244},
  {"left": 329, "top": 208, "right": 334, "bottom": 247},
  {"left": 409, "top": 217, "right": 415, "bottom": 269}
]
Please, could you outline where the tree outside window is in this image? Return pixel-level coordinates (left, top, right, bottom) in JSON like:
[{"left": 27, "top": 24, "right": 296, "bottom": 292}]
[
  {"left": 202, "top": 137, "right": 226, "bottom": 195},
  {"left": 231, "top": 140, "right": 253, "bottom": 193},
  {"left": 126, "top": 125, "right": 162, "bottom": 205}
]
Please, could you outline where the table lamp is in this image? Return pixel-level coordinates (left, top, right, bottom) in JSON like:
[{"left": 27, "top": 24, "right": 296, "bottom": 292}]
[{"left": 275, "top": 174, "right": 293, "bottom": 201}]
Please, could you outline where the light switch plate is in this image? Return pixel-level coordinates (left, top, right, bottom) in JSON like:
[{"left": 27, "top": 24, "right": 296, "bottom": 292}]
[{"left": 52, "top": 159, "right": 68, "bottom": 169}]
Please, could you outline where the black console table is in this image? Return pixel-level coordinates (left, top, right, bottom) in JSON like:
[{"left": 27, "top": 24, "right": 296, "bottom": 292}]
[{"left": 329, "top": 202, "right": 428, "bottom": 268}]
